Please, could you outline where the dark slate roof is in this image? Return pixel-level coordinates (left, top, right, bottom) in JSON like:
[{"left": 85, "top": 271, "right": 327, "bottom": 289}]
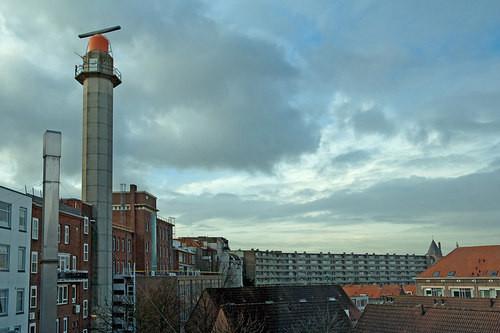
[
  {"left": 203, "top": 285, "right": 359, "bottom": 318},
  {"left": 222, "top": 300, "right": 352, "bottom": 333},
  {"left": 354, "top": 303, "right": 500, "bottom": 333},
  {"left": 426, "top": 240, "right": 442, "bottom": 257},
  {"left": 185, "top": 285, "right": 359, "bottom": 333}
]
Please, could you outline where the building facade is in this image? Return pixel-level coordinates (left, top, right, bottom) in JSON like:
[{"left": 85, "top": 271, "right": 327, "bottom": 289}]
[
  {"left": 0, "top": 186, "right": 32, "bottom": 333},
  {"left": 243, "top": 249, "right": 432, "bottom": 286},
  {"left": 29, "top": 197, "right": 93, "bottom": 333},
  {"left": 111, "top": 184, "right": 174, "bottom": 276},
  {"left": 416, "top": 245, "right": 500, "bottom": 298}
]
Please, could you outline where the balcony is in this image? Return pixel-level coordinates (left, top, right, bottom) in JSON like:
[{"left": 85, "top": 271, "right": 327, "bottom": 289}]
[
  {"left": 58, "top": 270, "right": 88, "bottom": 282},
  {"left": 75, "top": 63, "right": 122, "bottom": 87}
]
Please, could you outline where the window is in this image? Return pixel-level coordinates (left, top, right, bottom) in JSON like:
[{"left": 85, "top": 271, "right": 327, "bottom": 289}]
[
  {"left": 83, "top": 243, "right": 89, "bottom": 261},
  {"left": 0, "top": 289, "right": 8, "bottom": 315},
  {"left": 146, "top": 241, "right": 149, "bottom": 253},
  {"left": 63, "top": 316, "right": 68, "bottom": 333},
  {"left": 58, "top": 224, "right": 60, "bottom": 244},
  {"left": 83, "top": 329, "right": 88, "bottom": 333},
  {"left": 29, "top": 323, "right": 36, "bottom": 333},
  {"left": 432, "top": 271, "right": 440, "bottom": 277},
  {"left": 480, "top": 289, "right": 496, "bottom": 298},
  {"left": 451, "top": 288, "right": 473, "bottom": 298},
  {"left": 31, "top": 251, "right": 38, "bottom": 273},
  {"left": 58, "top": 254, "right": 70, "bottom": 272},
  {"left": 31, "top": 218, "right": 39, "bottom": 240},
  {"left": 83, "top": 217, "right": 89, "bottom": 235},
  {"left": 19, "top": 207, "right": 27, "bottom": 232},
  {"left": 83, "top": 279, "right": 88, "bottom": 290},
  {"left": 0, "top": 244, "right": 9, "bottom": 271},
  {"left": 56, "top": 318, "right": 59, "bottom": 333},
  {"left": 0, "top": 201, "right": 11, "bottom": 229},
  {"left": 424, "top": 288, "right": 443, "bottom": 296},
  {"left": 30, "top": 286, "right": 37, "bottom": 308},
  {"left": 447, "top": 271, "right": 456, "bottom": 277},
  {"left": 146, "top": 219, "right": 149, "bottom": 232},
  {"left": 127, "top": 239, "right": 131, "bottom": 253},
  {"left": 72, "top": 256, "right": 77, "bottom": 271},
  {"left": 64, "top": 225, "right": 70, "bottom": 244},
  {"left": 16, "top": 288, "right": 24, "bottom": 314},
  {"left": 113, "top": 237, "right": 116, "bottom": 251},
  {"left": 83, "top": 299, "right": 88, "bottom": 318},
  {"left": 57, "top": 285, "right": 68, "bottom": 304},
  {"left": 71, "top": 285, "right": 76, "bottom": 303},
  {"left": 122, "top": 239, "right": 125, "bottom": 252},
  {"left": 18, "top": 247, "right": 26, "bottom": 272}
]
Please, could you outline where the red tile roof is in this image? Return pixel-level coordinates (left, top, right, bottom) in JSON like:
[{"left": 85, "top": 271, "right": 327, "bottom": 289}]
[
  {"left": 354, "top": 304, "right": 500, "bottom": 333},
  {"left": 177, "top": 238, "right": 203, "bottom": 248},
  {"left": 343, "top": 284, "right": 405, "bottom": 298},
  {"left": 403, "top": 284, "right": 416, "bottom": 295},
  {"left": 388, "top": 295, "right": 500, "bottom": 311},
  {"left": 418, "top": 245, "right": 500, "bottom": 278}
]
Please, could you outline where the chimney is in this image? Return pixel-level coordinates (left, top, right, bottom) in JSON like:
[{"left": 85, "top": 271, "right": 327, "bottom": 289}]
[
  {"left": 438, "top": 242, "right": 441, "bottom": 251},
  {"left": 130, "top": 184, "right": 137, "bottom": 192}
]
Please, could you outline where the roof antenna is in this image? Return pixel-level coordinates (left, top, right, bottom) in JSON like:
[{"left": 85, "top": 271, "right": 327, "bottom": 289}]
[{"left": 78, "top": 25, "right": 121, "bottom": 39}]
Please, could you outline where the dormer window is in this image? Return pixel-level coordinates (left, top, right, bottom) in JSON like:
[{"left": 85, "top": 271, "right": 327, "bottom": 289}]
[
  {"left": 432, "top": 271, "right": 440, "bottom": 277},
  {"left": 447, "top": 271, "right": 456, "bottom": 277}
]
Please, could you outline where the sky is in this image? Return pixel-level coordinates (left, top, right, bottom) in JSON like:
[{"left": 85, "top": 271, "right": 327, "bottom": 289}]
[{"left": 1, "top": 1, "right": 500, "bottom": 254}]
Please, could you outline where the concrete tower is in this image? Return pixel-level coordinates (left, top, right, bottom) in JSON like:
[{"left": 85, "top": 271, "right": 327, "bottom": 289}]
[{"left": 75, "top": 31, "right": 121, "bottom": 311}]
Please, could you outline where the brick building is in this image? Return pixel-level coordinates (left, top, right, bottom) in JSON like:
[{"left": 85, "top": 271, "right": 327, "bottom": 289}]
[
  {"left": 111, "top": 184, "right": 174, "bottom": 276},
  {"left": 29, "top": 197, "right": 93, "bottom": 333},
  {"left": 416, "top": 245, "right": 500, "bottom": 298}
]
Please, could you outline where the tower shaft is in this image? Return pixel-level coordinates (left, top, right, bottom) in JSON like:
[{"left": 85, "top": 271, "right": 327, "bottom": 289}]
[
  {"left": 82, "top": 76, "right": 114, "bottom": 309},
  {"left": 76, "top": 36, "right": 121, "bottom": 319}
]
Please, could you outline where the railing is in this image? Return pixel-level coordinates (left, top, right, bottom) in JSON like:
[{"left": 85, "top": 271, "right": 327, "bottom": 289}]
[
  {"left": 75, "top": 63, "right": 122, "bottom": 81},
  {"left": 57, "top": 270, "right": 88, "bottom": 281}
]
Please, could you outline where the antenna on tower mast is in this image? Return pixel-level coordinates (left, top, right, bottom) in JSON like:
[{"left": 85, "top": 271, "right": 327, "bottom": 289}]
[{"left": 78, "top": 25, "right": 121, "bottom": 39}]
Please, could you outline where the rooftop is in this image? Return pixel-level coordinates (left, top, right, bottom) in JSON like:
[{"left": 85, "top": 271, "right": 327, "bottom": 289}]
[
  {"left": 343, "top": 284, "right": 406, "bottom": 299},
  {"left": 354, "top": 303, "right": 500, "bottom": 333},
  {"left": 418, "top": 245, "right": 500, "bottom": 278}
]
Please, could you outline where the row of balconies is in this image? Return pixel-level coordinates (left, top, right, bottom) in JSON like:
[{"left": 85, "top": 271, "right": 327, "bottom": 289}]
[
  {"left": 255, "top": 266, "right": 421, "bottom": 273},
  {"left": 255, "top": 259, "right": 428, "bottom": 266},
  {"left": 255, "top": 252, "right": 426, "bottom": 260},
  {"left": 256, "top": 271, "right": 417, "bottom": 278}
]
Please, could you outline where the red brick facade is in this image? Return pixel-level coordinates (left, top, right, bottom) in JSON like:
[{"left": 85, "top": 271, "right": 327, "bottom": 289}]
[
  {"left": 112, "top": 184, "right": 174, "bottom": 276},
  {"left": 29, "top": 198, "right": 93, "bottom": 333}
]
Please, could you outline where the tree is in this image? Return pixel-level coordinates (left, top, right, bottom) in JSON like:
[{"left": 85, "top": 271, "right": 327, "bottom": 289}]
[
  {"left": 283, "top": 302, "right": 351, "bottom": 333},
  {"left": 212, "top": 310, "right": 265, "bottom": 333},
  {"left": 136, "top": 278, "right": 179, "bottom": 333}
]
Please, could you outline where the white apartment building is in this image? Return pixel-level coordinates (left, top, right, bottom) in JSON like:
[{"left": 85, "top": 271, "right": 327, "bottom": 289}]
[
  {"left": 244, "top": 249, "right": 432, "bottom": 286},
  {"left": 0, "top": 186, "right": 31, "bottom": 333}
]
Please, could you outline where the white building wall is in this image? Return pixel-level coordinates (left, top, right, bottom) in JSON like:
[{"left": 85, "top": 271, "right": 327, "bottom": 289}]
[{"left": 0, "top": 186, "right": 32, "bottom": 332}]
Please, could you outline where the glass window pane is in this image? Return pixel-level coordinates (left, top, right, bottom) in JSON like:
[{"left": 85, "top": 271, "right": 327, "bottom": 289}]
[
  {"left": 0, "top": 201, "right": 11, "bottom": 228},
  {"left": 19, "top": 207, "right": 27, "bottom": 231},
  {"left": 0, "top": 245, "right": 9, "bottom": 271}
]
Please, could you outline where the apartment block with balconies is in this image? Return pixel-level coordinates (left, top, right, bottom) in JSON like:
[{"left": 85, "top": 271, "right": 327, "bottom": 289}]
[{"left": 243, "top": 249, "right": 432, "bottom": 287}]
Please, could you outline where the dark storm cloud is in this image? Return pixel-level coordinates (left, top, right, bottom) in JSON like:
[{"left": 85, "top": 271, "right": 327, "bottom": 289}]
[
  {"left": 331, "top": 149, "right": 374, "bottom": 165},
  {"left": 164, "top": 167, "right": 500, "bottom": 229},
  {"left": 0, "top": 0, "right": 318, "bottom": 192}
]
